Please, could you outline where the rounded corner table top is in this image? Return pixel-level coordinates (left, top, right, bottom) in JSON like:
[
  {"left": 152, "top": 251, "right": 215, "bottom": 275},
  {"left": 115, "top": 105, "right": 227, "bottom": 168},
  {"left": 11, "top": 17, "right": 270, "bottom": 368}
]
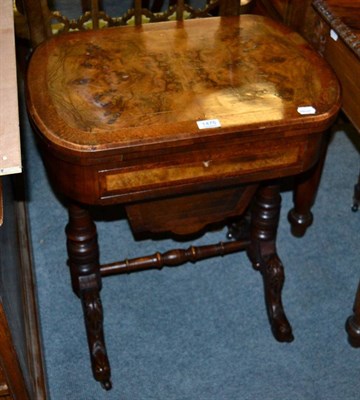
[{"left": 26, "top": 15, "right": 341, "bottom": 154}]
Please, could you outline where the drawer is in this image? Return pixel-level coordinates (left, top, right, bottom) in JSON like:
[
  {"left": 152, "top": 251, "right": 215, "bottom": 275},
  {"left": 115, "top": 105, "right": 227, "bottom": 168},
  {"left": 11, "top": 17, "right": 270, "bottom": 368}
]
[
  {"left": 98, "top": 136, "right": 306, "bottom": 201},
  {"left": 41, "top": 129, "right": 324, "bottom": 205}
]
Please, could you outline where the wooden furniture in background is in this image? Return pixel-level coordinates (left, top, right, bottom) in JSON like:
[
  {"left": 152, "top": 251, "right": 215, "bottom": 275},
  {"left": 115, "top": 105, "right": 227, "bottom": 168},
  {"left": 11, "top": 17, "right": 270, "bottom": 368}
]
[
  {"left": 23, "top": 0, "right": 340, "bottom": 390},
  {"left": 312, "top": 0, "right": 360, "bottom": 212},
  {"left": 252, "top": 0, "right": 332, "bottom": 237},
  {"left": 310, "top": 0, "right": 360, "bottom": 347},
  {"left": 0, "top": 0, "right": 47, "bottom": 399},
  {"left": 312, "top": 0, "right": 360, "bottom": 133},
  {"left": 253, "top": 0, "right": 318, "bottom": 44},
  {"left": 255, "top": 0, "right": 360, "bottom": 364}
]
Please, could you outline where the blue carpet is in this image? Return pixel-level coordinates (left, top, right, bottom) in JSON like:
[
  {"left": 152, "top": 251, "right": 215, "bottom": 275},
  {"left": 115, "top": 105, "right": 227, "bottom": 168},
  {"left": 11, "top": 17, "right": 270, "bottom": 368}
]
[{"left": 22, "top": 99, "right": 360, "bottom": 399}]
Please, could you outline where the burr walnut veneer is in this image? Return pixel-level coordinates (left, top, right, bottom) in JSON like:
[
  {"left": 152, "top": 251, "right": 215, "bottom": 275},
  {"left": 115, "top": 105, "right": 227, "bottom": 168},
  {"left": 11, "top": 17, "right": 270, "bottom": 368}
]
[{"left": 25, "top": 2, "right": 340, "bottom": 390}]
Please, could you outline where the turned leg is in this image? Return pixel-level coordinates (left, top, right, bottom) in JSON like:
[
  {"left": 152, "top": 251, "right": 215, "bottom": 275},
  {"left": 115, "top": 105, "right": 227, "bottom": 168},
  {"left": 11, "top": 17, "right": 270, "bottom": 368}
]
[
  {"left": 346, "top": 281, "right": 360, "bottom": 347},
  {"left": 288, "top": 133, "right": 329, "bottom": 237},
  {"left": 66, "top": 202, "right": 111, "bottom": 390},
  {"left": 247, "top": 185, "right": 294, "bottom": 343}
]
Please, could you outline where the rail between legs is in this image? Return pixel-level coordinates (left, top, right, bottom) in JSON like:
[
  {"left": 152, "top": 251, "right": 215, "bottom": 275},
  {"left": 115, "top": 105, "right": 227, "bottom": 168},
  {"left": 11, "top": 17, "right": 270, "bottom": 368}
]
[{"left": 65, "top": 183, "right": 294, "bottom": 390}]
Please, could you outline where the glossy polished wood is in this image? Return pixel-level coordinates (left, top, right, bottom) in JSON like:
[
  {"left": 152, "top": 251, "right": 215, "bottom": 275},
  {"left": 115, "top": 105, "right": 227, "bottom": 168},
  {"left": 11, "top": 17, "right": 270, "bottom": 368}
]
[
  {"left": 25, "top": 2, "right": 341, "bottom": 390},
  {"left": 253, "top": 0, "right": 332, "bottom": 237},
  {"left": 27, "top": 16, "right": 340, "bottom": 207},
  {"left": 313, "top": 0, "right": 360, "bottom": 132},
  {"left": 28, "top": 17, "right": 339, "bottom": 152},
  {"left": 313, "top": 0, "right": 360, "bottom": 54}
]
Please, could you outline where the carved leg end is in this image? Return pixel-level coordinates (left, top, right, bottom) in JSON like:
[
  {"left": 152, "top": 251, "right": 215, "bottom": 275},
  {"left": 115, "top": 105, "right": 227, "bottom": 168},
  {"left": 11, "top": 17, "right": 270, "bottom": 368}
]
[
  {"left": 271, "top": 314, "right": 294, "bottom": 343},
  {"left": 248, "top": 186, "right": 293, "bottom": 343},
  {"left": 66, "top": 203, "right": 112, "bottom": 389},
  {"left": 81, "top": 287, "right": 112, "bottom": 389},
  {"left": 258, "top": 254, "right": 294, "bottom": 343},
  {"left": 91, "top": 339, "right": 112, "bottom": 390}
]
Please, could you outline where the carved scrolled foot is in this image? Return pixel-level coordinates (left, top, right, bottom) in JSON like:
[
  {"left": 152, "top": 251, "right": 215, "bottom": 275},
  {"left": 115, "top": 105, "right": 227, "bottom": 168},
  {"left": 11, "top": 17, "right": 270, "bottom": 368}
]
[
  {"left": 247, "top": 185, "right": 293, "bottom": 343},
  {"left": 66, "top": 202, "right": 111, "bottom": 389},
  {"left": 255, "top": 254, "right": 294, "bottom": 342},
  {"left": 81, "top": 284, "right": 112, "bottom": 389}
]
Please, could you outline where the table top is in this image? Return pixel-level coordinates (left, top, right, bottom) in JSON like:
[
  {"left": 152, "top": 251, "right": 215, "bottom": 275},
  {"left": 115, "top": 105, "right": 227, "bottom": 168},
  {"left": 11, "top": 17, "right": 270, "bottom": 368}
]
[
  {"left": 0, "top": 0, "right": 22, "bottom": 176},
  {"left": 27, "top": 15, "right": 340, "bottom": 154},
  {"left": 313, "top": 0, "right": 360, "bottom": 58}
]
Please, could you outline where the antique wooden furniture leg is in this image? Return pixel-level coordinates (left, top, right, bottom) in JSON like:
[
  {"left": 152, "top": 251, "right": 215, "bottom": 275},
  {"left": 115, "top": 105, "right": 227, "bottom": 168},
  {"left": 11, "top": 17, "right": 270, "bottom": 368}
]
[
  {"left": 288, "top": 135, "right": 329, "bottom": 237},
  {"left": 247, "top": 185, "right": 294, "bottom": 342},
  {"left": 65, "top": 202, "right": 111, "bottom": 390},
  {"left": 346, "top": 281, "right": 360, "bottom": 348}
]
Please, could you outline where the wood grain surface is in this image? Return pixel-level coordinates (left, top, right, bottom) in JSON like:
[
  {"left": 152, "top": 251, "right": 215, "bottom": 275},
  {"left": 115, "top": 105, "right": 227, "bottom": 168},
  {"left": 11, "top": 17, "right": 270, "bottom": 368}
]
[{"left": 27, "top": 15, "right": 340, "bottom": 153}]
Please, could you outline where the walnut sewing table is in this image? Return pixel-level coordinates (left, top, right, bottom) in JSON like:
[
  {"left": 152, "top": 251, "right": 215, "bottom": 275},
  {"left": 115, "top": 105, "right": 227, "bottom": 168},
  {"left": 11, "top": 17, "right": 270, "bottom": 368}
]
[{"left": 26, "top": 14, "right": 341, "bottom": 388}]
